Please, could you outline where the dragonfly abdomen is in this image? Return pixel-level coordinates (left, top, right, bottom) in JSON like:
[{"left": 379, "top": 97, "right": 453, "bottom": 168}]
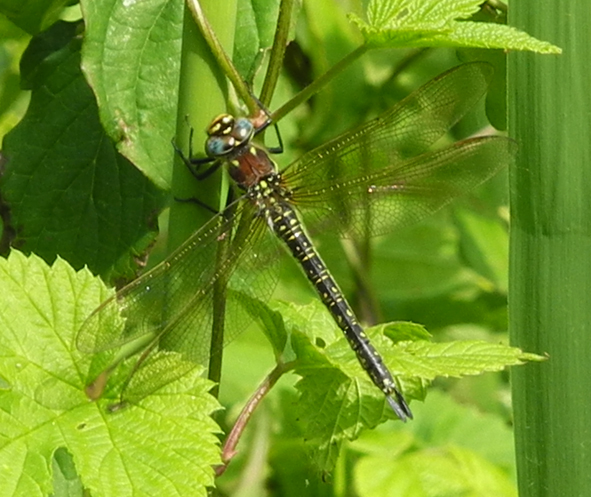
[{"left": 264, "top": 195, "right": 412, "bottom": 421}]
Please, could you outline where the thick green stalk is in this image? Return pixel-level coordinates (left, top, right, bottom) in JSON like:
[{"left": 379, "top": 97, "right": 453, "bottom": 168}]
[
  {"left": 170, "top": 0, "right": 238, "bottom": 395},
  {"left": 185, "top": 0, "right": 257, "bottom": 115},
  {"left": 508, "top": 2, "right": 591, "bottom": 495},
  {"left": 169, "top": 0, "right": 237, "bottom": 252}
]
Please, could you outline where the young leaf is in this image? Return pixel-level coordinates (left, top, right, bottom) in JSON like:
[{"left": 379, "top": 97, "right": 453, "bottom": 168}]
[
  {"left": 0, "top": 251, "right": 221, "bottom": 497},
  {"left": 349, "top": 0, "right": 562, "bottom": 54},
  {"left": 268, "top": 299, "right": 541, "bottom": 472}
]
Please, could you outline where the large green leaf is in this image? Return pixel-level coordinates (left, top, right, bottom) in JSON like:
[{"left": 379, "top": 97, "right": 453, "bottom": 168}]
[
  {"left": 269, "top": 299, "right": 541, "bottom": 472},
  {"left": 81, "top": 0, "right": 184, "bottom": 189},
  {"left": 0, "top": 250, "right": 220, "bottom": 496},
  {"left": 0, "top": 21, "right": 164, "bottom": 282}
]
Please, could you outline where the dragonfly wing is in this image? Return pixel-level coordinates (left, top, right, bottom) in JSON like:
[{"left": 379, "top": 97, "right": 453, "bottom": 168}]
[
  {"left": 292, "top": 136, "right": 516, "bottom": 238},
  {"left": 76, "top": 198, "right": 281, "bottom": 400},
  {"left": 284, "top": 62, "right": 495, "bottom": 189}
]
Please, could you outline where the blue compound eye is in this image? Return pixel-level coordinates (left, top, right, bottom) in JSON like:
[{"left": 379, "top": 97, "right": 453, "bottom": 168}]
[
  {"left": 234, "top": 118, "right": 254, "bottom": 141},
  {"left": 206, "top": 136, "right": 233, "bottom": 157}
]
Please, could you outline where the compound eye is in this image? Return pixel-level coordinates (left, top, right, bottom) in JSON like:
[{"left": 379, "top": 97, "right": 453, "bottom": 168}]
[
  {"left": 234, "top": 118, "right": 254, "bottom": 142},
  {"left": 206, "top": 136, "right": 234, "bottom": 157}
]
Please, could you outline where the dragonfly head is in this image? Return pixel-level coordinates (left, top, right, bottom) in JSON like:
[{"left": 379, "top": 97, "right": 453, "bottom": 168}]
[{"left": 205, "top": 114, "right": 255, "bottom": 158}]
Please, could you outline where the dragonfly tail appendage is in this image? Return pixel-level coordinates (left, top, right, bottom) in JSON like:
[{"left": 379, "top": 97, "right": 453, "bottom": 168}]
[{"left": 386, "top": 388, "right": 413, "bottom": 422}]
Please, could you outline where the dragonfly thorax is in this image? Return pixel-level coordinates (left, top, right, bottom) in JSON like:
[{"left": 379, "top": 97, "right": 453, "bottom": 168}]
[
  {"left": 205, "top": 114, "right": 255, "bottom": 158},
  {"left": 248, "top": 173, "right": 291, "bottom": 212}
]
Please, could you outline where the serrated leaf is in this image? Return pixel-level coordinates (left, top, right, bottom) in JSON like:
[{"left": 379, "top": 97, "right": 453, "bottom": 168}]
[
  {"left": 0, "top": 251, "right": 221, "bottom": 497},
  {"left": 273, "top": 300, "right": 424, "bottom": 471},
  {"left": 395, "top": 339, "right": 545, "bottom": 380},
  {"left": 350, "top": 0, "right": 561, "bottom": 54},
  {"left": 0, "top": 22, "right": 164, "bottom": 282},
  {"left": 366, "top": 0, "right": 480, "bottom": 31},
  {"left": 267, "top": 299, "right": 540, "bottom": 471},
  {"left": 81, "top": 0, "right": 184, "bottom": 189}
]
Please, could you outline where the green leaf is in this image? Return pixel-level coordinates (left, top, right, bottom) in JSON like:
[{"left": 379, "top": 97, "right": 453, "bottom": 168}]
[
  {"left": 353, "top": 390, "right": 518, "bottom": 495},
  {"left": 271, "top": 300, "right": 413, "bottom": 471},
  {"left": 81, "top": 0, "right": 184, "bottom": 189},
  {"left": 395, "top": 339, "right": 544, "bottom": 380},
  {"left": 0, "top": 21, "right": 164, "bottom": 282},
  {"left": 350, "top": 0, "right": 562, "bottom": 53},
  {"left": 0, "top": 251, "right": 221, "bottom": 496},
  {"left": 455, "top": 205, "right": 509, "bottom": 293},
  {"left": 356, "top": 446, "right": 516, "bottom": 497},
  {"left": 233, "top": 0, "right": 283, "bottom": 82},
  {"left": 235, "top": 291, "right": 289, "bottom": 360},
  {"left": 400, "top": 390, "right": 516, "bottom": 471},
  {"left": 265, "top": 299, "right": 540, "bottom": 472}
]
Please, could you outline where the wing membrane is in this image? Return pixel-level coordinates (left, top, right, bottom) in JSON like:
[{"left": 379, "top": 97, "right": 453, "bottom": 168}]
[
  {"left": 77, "top": 197, "right": 281, "bottom": 400},
  {"left": 284, "top": 62, "right": 495, "bottom": 187},
  {"left": 291, "top": 136, "right": 516, "bottom": 238},
  {"left": 281, "top": 63, "right": 515, "bottom": 237}
]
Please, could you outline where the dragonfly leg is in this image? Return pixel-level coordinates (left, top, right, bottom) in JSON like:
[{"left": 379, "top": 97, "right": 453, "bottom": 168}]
[
  {"left": 172, "top": 127, "right": 222, "bottom": 181},
  {"left": 265, "top": 122, "right": 284, "bottom": 155},
  {"left": 173, "top": 195, "right": 218, "bottom": 214}
]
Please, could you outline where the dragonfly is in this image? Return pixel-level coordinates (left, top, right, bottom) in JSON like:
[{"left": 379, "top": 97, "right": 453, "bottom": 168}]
[{"left": 77, "top": 62, "right": 516, "bottom": 421}]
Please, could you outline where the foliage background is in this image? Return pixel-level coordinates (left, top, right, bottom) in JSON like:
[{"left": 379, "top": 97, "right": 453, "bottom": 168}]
[{"left": 0, "top": 0, "right": 559, "bottom": 496}]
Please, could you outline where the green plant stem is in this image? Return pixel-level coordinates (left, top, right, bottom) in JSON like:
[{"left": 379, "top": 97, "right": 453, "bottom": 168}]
[
  {"left": 259, "top": 0, "right": 295, "bottom": 109},
  {"left": 271, "top": 44, "right": 369, "bottom": 123},
  {"left": 171, "top": 0, "right": 239, "bottom": 396},
  {"left": 509, "top": 1, "right": 591, "bottom": 495},
  {"left": 186, "top": 0, "right": 258, "bottom": 116}
]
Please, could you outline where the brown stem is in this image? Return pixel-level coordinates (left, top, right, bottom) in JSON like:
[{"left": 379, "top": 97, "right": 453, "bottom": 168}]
[{"left": 214, "top": 362, "right": 293, "bottom": 476}]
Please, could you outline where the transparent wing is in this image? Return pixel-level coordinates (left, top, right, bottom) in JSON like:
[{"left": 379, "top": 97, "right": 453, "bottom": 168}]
[
  {"left": 77, "top": 197, "right": 282, "bottom": 401},
  {"left": 291, "top": 136, "right": 516, "bottom": 238},
  {"left": 284, "top": 62, "right": 494, "bottom": 185},
  {"left": 280, "top": 62, "right": 515, "bottom": 237}
]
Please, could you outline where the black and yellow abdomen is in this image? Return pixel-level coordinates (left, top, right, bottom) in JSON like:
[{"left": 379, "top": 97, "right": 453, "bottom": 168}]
[{"left": 253, "top": 176, "right": 411, "bottom": 421}]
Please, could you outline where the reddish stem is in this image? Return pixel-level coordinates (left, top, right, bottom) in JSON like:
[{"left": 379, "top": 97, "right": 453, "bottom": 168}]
[{"left": 214, "top": 362, "right": 292, "bottom": 476}]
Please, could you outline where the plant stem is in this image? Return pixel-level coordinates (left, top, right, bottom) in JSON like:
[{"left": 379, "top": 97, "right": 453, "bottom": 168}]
[
  {"left": 171, "top": 0, "right": 239, "bottom": 396},
  {"left": 259, "top": 0, "right": 295, "bottom": 109},
  {"left": 215, "top": 362, "right": 292, "bottom": 476},
  {"left": 508, "top": 1, "right": 590, "bottom": 495},
  {"left": 271, "top": 44, "right": 369, "bottom": 123}
]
